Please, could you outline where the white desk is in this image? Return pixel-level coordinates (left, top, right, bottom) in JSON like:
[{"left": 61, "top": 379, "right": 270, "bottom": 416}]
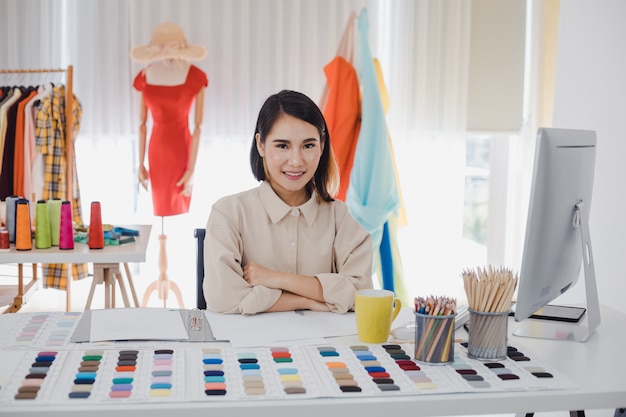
[
  {"left": 0, "top": 225, "right": 151, "bottom": 312},
  {"left": 0, "top": 305, "right": 624, "bottom": 417}
]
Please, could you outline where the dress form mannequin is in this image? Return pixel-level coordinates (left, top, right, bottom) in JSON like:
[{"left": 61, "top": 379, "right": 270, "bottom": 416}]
[
  {"left": 139, "top": 60, "right": 204, "bottom": 308},
  {"left": 131, "top": 23, "right": 208, "bottom": 308}
]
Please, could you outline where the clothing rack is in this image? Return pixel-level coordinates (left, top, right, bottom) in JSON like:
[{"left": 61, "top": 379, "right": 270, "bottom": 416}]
[
  {"left": 0, "top": 66, "right": 75, "bottom": 312},
  {"left": 0, "top": 65, "right": 75, "bottom": 202}
]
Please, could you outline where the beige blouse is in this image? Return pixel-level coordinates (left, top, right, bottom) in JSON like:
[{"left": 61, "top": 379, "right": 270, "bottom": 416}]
[{"left": 203, "top": 181, "right": 373, "bottom": 315}]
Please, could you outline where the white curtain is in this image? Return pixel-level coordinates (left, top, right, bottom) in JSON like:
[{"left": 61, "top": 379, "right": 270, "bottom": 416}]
[
  {"left": 1, "top": 0, "right": 472, "bottom": 303},
  {"left": 0, "top": 0, "right": 67, "bottom": 69},
  {"left": 386, "top": 2, "right": 472, "bottom": 301}
]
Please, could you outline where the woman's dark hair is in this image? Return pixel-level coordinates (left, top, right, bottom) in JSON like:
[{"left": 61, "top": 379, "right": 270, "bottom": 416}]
[{"left": 250, "top": 90, "right": 339, "bottom": 202}]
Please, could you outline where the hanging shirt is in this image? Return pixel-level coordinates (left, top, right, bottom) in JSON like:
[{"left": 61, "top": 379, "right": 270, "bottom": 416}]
[
  {"left": 35, "top": 84, "right": 88, "bottom": 289},
  {"left": 323, "top": 56, "right": 361, "bottom": 202},
  {"left": 22, "top": 83, "right": 52, "bottom": 202},
  {"left": 0, "top": 88, "right": 21, "bottom": 177},
  {"left": 13, "top": 88, "right": 36, "bottom": 197},
  {"left": 0, "top": 87, "right": 34, "bottom": 198},
  {"left": 204, "top": 181, "right": 373, "bottom": 315}
]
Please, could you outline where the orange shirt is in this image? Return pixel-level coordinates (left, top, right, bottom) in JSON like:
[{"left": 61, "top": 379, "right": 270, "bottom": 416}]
[
  {"left": 323, "top": 56, "right": 361, "bottom": 201},
  {"left": 14, "top": 89, "right": 37, "bottom": 197}
]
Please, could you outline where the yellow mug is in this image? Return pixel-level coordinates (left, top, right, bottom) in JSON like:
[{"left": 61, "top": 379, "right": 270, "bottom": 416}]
[{"left": 355, "top": 289, "right": 402, "bottom": 343}]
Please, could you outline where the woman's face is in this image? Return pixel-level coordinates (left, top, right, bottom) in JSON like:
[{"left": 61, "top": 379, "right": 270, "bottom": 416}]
[{"left": 256, "top": 114, "right": 323, "bottom": 206}]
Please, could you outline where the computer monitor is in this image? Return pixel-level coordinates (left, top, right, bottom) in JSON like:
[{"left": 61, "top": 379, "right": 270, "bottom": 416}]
[{"left": 513, "top": 127, "right": 601, "bottom": 342}]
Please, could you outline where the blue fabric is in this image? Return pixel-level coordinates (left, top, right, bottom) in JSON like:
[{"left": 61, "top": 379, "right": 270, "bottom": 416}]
[
  {"left": 346, "top": 8, "right": 400, "bottom": 250},
  {"left": 380, "top": 221, "right": 394, "bottom": 292}
]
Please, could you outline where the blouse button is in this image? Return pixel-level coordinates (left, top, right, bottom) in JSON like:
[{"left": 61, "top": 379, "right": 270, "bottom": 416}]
[
  {"left": 290, "top": 241, "right": 296, "bottom": 248},
  {"left": 290, "top": 209, "right": 298, "bottom": 217}
]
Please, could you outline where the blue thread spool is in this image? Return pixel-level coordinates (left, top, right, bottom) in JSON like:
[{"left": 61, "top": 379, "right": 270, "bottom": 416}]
[{"left": 5, "top": 195, "right": 21, "bottom": 243}]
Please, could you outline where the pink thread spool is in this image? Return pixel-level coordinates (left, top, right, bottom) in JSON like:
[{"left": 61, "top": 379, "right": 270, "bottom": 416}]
[{"left": 59, "top": 201, "right": 74, "bottom": 250}]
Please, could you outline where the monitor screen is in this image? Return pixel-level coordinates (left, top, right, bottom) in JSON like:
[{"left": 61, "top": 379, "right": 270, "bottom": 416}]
[{"left": 513, "top": 127, "right": 600, "bottom": 341}]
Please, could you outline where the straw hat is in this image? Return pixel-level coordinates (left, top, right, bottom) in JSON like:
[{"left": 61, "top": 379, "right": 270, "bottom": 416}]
[{"left": 130, "top": 22, "right": 206, "bottom": 63}]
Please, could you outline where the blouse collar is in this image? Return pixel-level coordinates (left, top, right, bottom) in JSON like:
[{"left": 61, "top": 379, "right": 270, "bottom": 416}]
[{"left": 260, "top": 181, "right": 319, "bottom": 226}]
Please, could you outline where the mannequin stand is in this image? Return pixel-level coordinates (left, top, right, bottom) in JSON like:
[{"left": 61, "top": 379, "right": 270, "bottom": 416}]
[{"left": 142, "top": 219, "right": 184, "bottom": 308}]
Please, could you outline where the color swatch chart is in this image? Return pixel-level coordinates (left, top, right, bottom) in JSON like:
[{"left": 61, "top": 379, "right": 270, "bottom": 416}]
[
  {"left": 310, "top": 344, "right": 459, "bottom": 396},
  {"left": 0, "top": 350, "right": 68, "bottom": 404},
  {"left": 0, "top": 347, "right": 186, "bottom": 405},
  {"left": 448, "top": 343, "right": 576, "bottom": 392},
  {"left": 0, "top": 342, "right": 576, "bottom": 407},
  {"left": 0, "top": 311, "right": 82, "bottom": 349},
  {"left": 189, "top": 345, "right": 324, "bottom": 401}
]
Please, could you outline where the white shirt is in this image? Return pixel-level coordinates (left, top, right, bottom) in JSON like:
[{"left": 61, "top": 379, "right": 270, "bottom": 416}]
[{"left": 204, "top": 181, "right": 373, "bottom": 315}]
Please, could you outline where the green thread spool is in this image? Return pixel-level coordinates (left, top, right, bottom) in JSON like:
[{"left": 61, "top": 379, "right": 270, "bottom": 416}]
[
  {"left": 35, "top": 200, "right": 51, "bottom": 249},
  {"left": 48, "top": 198, "right": 62, "bottom": 246}
]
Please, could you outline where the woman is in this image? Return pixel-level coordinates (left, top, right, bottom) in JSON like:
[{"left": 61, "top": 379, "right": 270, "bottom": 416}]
[{"left": 204, "top": 90, "right": 372, "bottom": 314}]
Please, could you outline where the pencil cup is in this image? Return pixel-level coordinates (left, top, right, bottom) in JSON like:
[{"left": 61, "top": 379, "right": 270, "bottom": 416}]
[
  {"left": 414, "top": 312, "right": 455, "bottom": 364},
  {"left": 467, "top": 309, "right": 509, "bottom": 361}
]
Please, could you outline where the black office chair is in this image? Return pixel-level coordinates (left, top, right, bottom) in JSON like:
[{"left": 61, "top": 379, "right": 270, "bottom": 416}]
[{"left": 194, "top": 228, "right": 206, "bottom": 309}]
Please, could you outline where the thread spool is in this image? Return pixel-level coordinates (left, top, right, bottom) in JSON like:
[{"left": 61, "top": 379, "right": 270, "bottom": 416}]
[
  {"left": 15, "top": 199, "right": 32, "bottom": 251},
  {"left": 47, "top": 198, "right": 62, "bottom": 246},
  {"left": 88, "top": 201, "right": 104, "bottom": 249},
  {"left": 0, "top": 228, "right": 9, "bottom": 251},
  {"left": 35, "top": 200, "right": 52, "bottom": 249},
  {"left": 5, "top": 195, "right": 21, "bottom": 243},
  {"left": 59, "top": 201, "right": 74, "bottom": 250}
]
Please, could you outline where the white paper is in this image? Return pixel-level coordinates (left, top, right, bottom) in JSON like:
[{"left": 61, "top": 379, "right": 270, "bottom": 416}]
[
  {"left": 204, "top": 310, "right": 357, "bottom": 348},
  {"left": 89, "top": 308, "right": 189, "bottom": 342}
]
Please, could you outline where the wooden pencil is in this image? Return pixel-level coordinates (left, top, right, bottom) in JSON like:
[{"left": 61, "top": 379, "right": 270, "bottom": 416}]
[{"left": 462, "top": 266, "right": 518, "bottom": 358}]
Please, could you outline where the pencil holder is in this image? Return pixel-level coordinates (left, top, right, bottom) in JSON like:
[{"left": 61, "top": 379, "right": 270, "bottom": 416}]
[
  {"left": 414, "top": 312, "right": 455, "bottom": 364},
  {"left": 467, "top": 309, "right": 509, "bottom": 361}
]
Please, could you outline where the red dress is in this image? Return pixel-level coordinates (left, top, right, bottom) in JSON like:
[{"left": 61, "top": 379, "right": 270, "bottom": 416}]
[{"left": 133, "top": 65, "right": 208, "bottom": 216}]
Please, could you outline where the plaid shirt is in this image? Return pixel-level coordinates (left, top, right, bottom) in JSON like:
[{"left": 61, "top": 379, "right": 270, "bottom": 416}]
[{"left": 35, "top": 85, "right": 88, "bottom": 289}]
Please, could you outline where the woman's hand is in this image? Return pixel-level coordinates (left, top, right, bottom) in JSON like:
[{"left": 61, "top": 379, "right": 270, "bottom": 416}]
[
  {"left": 307, "top": 299, "right": 331, "bottom": 312},
  {"left": 243, "top": 262, "right": 279, "bottom": 288}
]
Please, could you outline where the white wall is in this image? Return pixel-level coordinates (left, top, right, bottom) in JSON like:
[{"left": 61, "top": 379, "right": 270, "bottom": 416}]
[{"left": 552, "top": 0, "right": 626, "bottom": 314}]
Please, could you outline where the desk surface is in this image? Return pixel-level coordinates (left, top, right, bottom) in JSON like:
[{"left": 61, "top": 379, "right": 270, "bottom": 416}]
[
  {"left": 0, "top": 225, "right": 152, "bottom": 264},
  {"left": 0, "top": 304, "right": 624, "bottom": 417}
]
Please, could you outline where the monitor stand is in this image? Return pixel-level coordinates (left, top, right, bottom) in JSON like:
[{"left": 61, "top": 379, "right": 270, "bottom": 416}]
[{"left": 513, "top": 202, "right": 601, "bottom": 342}]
